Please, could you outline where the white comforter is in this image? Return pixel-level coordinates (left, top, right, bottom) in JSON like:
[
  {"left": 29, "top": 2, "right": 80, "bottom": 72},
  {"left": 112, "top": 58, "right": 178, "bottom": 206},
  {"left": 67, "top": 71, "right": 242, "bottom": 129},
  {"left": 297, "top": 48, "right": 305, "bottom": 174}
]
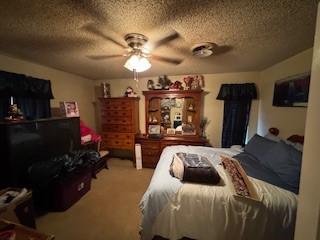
[{"left": 140, "top": 146, "right": 297, "bottom": 240}]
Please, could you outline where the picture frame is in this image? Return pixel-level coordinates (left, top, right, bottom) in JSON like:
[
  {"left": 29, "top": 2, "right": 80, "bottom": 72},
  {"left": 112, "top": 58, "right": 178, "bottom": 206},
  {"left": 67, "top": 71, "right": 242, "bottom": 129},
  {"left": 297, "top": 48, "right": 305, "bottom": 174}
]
[
  {"left": 166, "top": 128, "right": 176, "bottom": 135},
  {"left": 182, "top": 123, "right": 196, "bottom": 135},
  {"left": 148, "top": 124, "right": 161, "bottom": 135},
  {"left": 273, "top": 72, "right": 310, "bottom": 107},
  {"left": 60, "top": 101, "right": 80, "bottom": 117}
]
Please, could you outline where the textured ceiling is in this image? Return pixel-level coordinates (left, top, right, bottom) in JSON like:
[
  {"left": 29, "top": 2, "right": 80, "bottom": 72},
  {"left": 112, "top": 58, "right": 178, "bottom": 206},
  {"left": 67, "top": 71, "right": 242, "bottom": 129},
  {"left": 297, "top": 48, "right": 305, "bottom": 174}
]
[{"left": 0, "top": 0, "right": 317, "bottom": 80}]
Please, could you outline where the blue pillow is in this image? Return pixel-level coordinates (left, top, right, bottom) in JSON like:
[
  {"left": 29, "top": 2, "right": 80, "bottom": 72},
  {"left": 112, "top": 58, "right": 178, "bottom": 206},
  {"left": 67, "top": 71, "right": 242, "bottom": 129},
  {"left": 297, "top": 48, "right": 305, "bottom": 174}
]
[
  {"left": 264, "top": 133, "right": 281, "bottom": 142},
  {"left": 259, "top": 141, "right": 302, "bottom": 191},
  {"left": 244, "top": 134, "right": 277, "bottom": 160}
]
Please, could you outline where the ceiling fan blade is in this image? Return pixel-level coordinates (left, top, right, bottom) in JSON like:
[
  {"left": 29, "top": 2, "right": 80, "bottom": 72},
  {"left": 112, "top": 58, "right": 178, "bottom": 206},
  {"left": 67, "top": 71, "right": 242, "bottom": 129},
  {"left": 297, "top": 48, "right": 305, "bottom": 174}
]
[
  {"left": 83, "top": 24, "right": 127, "bottom": 49},
  {"left": 213, "top": 45, "right": 233, "bottom": 55},
  {"left": 87, "top": 54, "right": 124, "bottom": 60},
  {"left": 152, "top": 31, "right": 180, "bottom": 49},
  {"left": 151, "top": 55, "right": 183, "bottom": 65}
]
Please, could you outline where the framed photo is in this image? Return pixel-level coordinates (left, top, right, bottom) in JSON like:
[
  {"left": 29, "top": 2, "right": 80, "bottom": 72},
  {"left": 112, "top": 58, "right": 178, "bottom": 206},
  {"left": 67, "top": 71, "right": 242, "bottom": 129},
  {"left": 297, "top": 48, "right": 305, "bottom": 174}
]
[
  {"left": 273, "top": 73, "right": 310, "bottom": 107},
  {"left": 60, "top": 101, "right": 80, "bottom": 117},
  {"left": 148, "top": 125, "right": 161, "bottom": 135},
  {"left": 182, "top": 123, "right": 196, "bottom": 135},
  {"left": 166, "top": 128, "right": 176, "bottom": 135}
]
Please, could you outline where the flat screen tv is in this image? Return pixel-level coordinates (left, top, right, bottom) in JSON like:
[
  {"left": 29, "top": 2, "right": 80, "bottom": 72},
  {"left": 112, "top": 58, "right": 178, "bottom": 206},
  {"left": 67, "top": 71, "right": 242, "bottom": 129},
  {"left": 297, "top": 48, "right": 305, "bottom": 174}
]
[
  {"left": 0, "top": 117, "right": 81, "bottom": 187},
  {"left": 273, "top": 73, "right": 310, "bottom": 107}
]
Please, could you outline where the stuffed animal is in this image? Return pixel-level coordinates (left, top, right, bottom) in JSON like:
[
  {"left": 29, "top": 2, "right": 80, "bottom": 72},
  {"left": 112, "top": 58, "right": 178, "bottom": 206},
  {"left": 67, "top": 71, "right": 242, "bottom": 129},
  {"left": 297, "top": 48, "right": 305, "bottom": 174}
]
[
  {"left": 124, "top": 86, "right": 137, "bottom": 97},
  {"left": 169, "top": 81, "right": 183, "bottom": 90}
]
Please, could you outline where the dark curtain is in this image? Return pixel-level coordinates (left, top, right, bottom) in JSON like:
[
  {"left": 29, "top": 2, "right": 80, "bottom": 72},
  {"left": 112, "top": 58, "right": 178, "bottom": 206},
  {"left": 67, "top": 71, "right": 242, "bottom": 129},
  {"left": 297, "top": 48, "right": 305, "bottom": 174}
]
[
  {"left": 0, "top": 70, "right": 54, "bottom": 119},
  {"left": 15, "top": 97, "right": 51, "bottom": 120},
  {"left": 221, "top": 100, "right": 252, "bottom": 147},
  {"left": 217, "top": 83, "right": 257, "bottom": 148}
]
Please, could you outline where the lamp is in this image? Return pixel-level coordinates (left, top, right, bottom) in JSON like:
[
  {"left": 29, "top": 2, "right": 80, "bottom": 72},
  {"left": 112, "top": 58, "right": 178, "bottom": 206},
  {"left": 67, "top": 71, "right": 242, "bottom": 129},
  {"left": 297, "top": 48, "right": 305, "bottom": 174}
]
[{"left": 124, "top": 54, "right": 151, "bottom": 72}]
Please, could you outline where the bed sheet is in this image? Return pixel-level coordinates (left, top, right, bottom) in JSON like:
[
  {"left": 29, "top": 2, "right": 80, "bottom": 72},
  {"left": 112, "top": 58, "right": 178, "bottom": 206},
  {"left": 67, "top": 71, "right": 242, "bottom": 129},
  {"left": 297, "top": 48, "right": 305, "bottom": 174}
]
[{"left": 140, "top": 146, "right": 297, "bottom": 240}]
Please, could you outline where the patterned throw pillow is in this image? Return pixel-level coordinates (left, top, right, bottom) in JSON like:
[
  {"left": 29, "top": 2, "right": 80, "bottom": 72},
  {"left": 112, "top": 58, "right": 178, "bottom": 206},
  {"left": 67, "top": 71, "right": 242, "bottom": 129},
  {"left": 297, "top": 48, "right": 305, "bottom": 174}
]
[{"left": 221, "top": 156, "right": 259, "bottom": 201}]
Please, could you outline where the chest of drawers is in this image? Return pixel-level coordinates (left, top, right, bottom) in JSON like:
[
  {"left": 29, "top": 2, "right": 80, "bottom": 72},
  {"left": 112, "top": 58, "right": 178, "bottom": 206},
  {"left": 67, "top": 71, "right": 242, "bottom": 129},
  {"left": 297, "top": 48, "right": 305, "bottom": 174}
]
[{"left": 99, "top": 97, "right": 139, "bottom": 156}]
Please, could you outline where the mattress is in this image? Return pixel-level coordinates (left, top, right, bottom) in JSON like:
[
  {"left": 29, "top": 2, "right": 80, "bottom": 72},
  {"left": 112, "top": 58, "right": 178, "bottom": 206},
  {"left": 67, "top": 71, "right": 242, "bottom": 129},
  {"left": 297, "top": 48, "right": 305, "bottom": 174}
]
[{"left": 139, "top": 145, "right": 297, "bottom": 240}]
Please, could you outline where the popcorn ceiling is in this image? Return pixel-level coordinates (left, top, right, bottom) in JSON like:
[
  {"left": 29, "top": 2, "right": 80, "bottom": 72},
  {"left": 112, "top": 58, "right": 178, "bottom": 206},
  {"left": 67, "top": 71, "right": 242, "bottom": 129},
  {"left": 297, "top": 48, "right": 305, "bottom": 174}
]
[{"left": 0, "top": 0, "right": 317, "bottom": 80}]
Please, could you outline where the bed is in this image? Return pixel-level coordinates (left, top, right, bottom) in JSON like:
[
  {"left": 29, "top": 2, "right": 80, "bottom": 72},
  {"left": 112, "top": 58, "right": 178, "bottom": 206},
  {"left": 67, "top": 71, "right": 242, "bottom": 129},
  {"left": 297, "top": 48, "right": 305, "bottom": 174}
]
[{"left": 139, "top": 131, "right": 303, "bottom": 240}]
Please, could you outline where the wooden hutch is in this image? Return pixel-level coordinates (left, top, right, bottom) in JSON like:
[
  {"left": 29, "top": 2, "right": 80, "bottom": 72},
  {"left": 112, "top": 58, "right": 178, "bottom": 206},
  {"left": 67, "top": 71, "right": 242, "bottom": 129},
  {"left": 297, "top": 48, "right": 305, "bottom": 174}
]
[{"left": 136, "top": 89, "right": 207, "bottom": 168}]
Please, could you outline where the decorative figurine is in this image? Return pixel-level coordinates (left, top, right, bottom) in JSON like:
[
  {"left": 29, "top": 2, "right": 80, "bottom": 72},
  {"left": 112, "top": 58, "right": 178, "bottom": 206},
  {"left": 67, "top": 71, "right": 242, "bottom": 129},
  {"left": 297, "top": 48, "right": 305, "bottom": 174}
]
[
  {"left": 124, "top": 86, "right": 137, "bottom": 97},
  {"left": 154, "top": 83, "right": 162, "bottom": 90},
  {"left": 5, "top": 104, "right": 24, "bottom": 121},
  {"left": 191, "top": 75, "right": 204, "bottom": 89},
  {"left": 158, "top": 75, "right": 172, "bottom": 90},
  {"left": 169, "top": 81, "right": 183, "bottom": 90},
  {"left": 152, "top": 116, "right": 158, "bottom": 123},
  {"left": 147, "top": 79, "right": 154, "bottom": 90},
  {"left": 183, "top": 76, "right": 194, "bottom": 90},
  {"left": 101, "top": 82, "right": 111, "bottom": 98}
]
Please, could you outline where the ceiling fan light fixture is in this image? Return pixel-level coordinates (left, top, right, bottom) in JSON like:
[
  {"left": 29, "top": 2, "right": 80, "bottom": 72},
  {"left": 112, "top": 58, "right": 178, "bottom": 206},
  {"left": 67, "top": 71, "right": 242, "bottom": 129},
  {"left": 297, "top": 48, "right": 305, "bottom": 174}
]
[
  {"left": 124, "top": 54, "right": 151, "bottom": 72},
  {"left": 191, "top": 42, "right": 217, "bottom": 58}
]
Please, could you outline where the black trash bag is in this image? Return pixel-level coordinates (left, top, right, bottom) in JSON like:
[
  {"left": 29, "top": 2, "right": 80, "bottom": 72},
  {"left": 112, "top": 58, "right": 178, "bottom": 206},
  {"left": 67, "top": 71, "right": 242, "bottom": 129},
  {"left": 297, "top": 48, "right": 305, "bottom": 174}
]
[
  {"left": 63, "top": 151, "right": 87, "bottom": 173},
  {"left": 84, "top": 150, "right": 100, "bottom": 164},
  {"left": 28, "top": 156, "right": 65, "bottom": 188},
  {"left": 28, "top": 149, "right": 99, "bottom": 187}
]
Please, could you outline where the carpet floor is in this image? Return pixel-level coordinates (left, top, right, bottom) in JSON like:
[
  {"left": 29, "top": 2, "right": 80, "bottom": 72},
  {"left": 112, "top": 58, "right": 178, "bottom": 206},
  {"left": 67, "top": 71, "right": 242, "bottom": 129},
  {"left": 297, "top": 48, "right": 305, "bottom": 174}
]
[{"left": 36, "top": 158, "right": 154, "bottom": 240}]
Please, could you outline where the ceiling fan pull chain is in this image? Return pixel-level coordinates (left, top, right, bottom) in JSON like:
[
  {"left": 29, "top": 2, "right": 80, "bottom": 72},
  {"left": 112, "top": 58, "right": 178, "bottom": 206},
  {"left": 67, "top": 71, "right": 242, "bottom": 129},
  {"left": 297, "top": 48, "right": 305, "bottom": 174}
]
[
  {"left": 133, "top": 69, "right": 137, "bottom": 81},
  {"left": 133, "top": 69, "right": 140, "bottom": 90}
]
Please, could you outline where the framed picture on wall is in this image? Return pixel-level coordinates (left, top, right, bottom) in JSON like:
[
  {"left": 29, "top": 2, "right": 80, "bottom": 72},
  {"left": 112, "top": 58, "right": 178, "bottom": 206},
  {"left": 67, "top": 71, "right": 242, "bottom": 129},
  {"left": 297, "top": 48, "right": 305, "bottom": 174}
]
[
  {"left": 60, "top": 101, "right": 80, "bottom": 117},
  {"left": 273, "top": 73, "right": 310, "bottom": 107}
]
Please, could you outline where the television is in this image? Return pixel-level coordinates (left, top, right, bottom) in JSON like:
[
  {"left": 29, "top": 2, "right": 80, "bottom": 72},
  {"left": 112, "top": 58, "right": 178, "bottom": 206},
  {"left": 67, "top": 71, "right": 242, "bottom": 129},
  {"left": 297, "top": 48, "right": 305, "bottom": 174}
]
[
  {"left": 0, "top": 117, "right": 81, "bottom": 187},
  {"left": 273, "top": 73, "right": 310, "bottom": 107}
]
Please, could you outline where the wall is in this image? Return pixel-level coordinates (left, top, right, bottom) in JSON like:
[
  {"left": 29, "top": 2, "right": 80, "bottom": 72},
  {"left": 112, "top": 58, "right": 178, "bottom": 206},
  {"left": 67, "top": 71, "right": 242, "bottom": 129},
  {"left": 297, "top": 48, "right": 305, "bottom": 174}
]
[
  {"left": 96, "top": 72, "right": 260, "bottom": 147},
  {"left": 257, "top": 48, "right": 313, "bottom": 138},
  {"left": 0, "top": 54, "right": 96, "bottom": 129},
  {"left": 0, "top": 48, "right": 313, "bottom": 144},
  {"left": 295, "top": 3, "right": 320, "bottom": 240}
]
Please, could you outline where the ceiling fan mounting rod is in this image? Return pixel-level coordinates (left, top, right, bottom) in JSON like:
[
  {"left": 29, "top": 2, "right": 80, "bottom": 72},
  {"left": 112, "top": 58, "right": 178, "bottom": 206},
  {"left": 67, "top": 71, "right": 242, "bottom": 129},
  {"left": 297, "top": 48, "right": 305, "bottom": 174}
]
[{"left": 125, "top": 33, "right": 148, "bottom": 50}]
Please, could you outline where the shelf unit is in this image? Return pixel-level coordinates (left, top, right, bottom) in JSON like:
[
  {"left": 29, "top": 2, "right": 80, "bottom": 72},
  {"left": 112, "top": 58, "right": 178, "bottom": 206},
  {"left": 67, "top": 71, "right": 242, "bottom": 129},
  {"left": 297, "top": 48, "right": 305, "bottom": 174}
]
[{"left": 137, "top": 89, "right": 207, "bottom": 168}]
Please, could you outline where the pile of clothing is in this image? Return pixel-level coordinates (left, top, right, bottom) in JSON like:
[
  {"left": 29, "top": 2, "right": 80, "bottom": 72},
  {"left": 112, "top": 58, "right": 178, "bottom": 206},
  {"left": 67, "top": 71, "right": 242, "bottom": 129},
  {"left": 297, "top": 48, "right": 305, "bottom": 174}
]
[{"left": 28, "top": 150, "right": 100, "bottom": 188}]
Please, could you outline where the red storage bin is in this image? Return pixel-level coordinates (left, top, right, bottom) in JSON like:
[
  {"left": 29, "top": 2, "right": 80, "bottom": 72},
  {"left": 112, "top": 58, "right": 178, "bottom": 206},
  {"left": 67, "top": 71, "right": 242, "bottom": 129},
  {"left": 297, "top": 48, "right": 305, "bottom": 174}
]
[{"left": 51, "top": 168, "right": 91, "bottom": 211}]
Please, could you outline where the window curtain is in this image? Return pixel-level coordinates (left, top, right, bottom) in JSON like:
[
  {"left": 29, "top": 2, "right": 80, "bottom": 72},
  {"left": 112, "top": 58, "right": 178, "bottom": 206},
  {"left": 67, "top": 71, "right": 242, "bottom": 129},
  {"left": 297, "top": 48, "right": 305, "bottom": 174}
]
[
  {"left": 0, "top": 70, "right": 54, "bottom": 119},
  {"left": 217, "top": 83, "right": 257, "bottom": 148}
]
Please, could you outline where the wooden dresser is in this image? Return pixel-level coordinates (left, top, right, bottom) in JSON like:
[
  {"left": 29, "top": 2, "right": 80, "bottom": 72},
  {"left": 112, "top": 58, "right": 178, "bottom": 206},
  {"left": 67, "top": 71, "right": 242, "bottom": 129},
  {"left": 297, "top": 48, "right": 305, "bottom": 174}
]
[
  {"left": 136, "top": 135, "right": 207, "bottom": 168},
  {"left": 135, "top": 90, "right": 208, "bottom": 168},
  {"left": 99, "top": 97, "right": 139, "bottom": 157}
]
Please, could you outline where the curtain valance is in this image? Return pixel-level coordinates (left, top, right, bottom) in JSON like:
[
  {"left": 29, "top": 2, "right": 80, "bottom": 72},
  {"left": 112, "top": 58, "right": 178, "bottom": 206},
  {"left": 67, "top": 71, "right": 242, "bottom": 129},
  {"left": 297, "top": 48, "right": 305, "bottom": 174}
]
[
  {"left": 0, "top": 70, "right": 54, "bottom": 99},
  {"left": 216, "top": 83, "right": 257, "bottom": 101}
]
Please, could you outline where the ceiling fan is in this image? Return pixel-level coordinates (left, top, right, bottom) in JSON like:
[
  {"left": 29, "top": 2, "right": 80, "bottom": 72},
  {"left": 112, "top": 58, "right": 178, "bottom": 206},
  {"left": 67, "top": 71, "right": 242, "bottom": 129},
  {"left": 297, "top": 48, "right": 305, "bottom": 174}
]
[{"left": 83, "top": 24, "right": 184, "bottom": 72}]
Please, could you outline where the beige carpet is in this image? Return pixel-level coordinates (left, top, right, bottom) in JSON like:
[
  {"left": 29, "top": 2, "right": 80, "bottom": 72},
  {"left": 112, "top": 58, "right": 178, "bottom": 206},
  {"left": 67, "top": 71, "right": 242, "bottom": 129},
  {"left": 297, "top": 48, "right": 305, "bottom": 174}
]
[{"left": 37, "top": 158, "right": 154, "bottom": 240}]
